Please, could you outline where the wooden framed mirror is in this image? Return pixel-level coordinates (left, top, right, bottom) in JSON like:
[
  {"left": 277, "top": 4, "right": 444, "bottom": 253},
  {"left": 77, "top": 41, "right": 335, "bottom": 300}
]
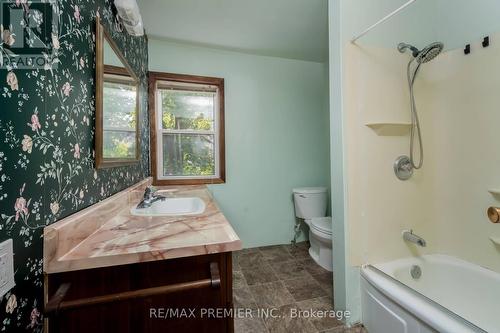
[{"left": 95, "top": 16, "right": 140, "bottom": 168}]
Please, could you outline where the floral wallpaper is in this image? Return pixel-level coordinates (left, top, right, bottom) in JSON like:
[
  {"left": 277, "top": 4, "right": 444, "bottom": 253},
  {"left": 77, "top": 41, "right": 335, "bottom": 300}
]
[{"left": 0, "top": 1, "right": 149, "bottom": 331}]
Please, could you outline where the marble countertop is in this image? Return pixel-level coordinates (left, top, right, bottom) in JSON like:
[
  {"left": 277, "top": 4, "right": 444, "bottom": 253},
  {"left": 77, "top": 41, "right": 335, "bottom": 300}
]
[{"left": 43, "top": 179, "right": 242, "bottom": 273}]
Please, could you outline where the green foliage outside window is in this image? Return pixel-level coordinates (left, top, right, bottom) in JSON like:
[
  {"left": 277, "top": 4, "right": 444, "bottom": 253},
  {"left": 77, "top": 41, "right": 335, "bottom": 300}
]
[
  {"left": 161, "top": 90, "right": 215, "bottom": 177},
  {"left": 102, "top": 82, "right": 137, "bottom": 158}
]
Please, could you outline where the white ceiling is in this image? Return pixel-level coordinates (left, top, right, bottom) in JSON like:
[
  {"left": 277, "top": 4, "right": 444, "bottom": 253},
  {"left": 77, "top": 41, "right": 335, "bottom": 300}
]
[{"left": 136, "top": 0, "right": 328, "bottom": 62}]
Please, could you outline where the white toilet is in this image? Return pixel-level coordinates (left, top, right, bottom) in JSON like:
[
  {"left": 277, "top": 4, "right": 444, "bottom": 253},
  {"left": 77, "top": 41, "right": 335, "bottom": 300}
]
[{"left": 293, "top": 187, "right": 333, "bottom": 272}]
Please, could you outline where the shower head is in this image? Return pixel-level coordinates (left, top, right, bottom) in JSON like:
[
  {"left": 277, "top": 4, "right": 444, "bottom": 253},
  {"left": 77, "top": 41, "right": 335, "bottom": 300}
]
[
  {"left": 416, "top": 42, "right": 443, "bottom": 63},
  {"left": 398, "top": 42, "right": 444, "bottom": 64}
]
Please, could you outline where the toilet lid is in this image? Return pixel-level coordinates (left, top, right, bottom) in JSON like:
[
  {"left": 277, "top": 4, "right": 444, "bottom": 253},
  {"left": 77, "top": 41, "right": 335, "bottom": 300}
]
[
  {"left": 311, "top": 217, "right": 332, "bottom": 235},
  {"left": 292, "top": 187, "right": 327, "bottom": 194}
]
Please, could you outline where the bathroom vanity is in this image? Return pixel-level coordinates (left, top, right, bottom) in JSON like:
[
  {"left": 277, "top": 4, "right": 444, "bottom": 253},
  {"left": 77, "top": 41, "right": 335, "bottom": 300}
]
[{"left": 43, "top": 179, "right": 241, "bottom": 333}]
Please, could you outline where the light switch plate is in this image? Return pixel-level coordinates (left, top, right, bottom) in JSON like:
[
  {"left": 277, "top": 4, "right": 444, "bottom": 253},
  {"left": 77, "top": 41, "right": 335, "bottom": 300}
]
[{"left": 0, "top": 239, "right": 15, "bottom": 298}]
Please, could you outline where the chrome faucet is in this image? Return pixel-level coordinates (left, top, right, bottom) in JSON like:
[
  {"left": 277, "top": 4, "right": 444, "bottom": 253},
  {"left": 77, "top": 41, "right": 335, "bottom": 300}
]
[
  {"left": 136, "top": 186, "right": 166, "bottom": 209},
  {"left": 402, "top": 230, "right": 426, "bottom": 247}
]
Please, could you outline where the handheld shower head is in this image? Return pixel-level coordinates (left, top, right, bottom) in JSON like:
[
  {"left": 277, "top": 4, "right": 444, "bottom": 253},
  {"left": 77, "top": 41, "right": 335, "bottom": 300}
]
[
  {"left": 416, "top": 42, "right": 443, "bottom": 63},
  {"left": 397, "top": 40, "right": 444, "bottom": 174},
  {"left": 398, "top": 42, "right": 444, "bottom": 64}
]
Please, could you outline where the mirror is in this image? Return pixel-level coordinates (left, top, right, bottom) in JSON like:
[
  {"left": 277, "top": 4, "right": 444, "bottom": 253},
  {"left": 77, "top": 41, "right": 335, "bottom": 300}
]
[{"left": 95, "top": 17, "right": 140, "bottom": 168}]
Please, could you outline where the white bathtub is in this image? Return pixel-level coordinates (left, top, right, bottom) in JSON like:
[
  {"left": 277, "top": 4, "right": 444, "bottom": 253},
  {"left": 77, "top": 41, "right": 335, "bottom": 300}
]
[{"left": 361, "top": 255, "right": 499, "bottom": 333}]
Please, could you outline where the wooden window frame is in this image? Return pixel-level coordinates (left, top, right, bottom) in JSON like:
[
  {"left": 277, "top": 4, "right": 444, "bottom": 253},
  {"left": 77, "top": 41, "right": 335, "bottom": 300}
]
[{"left": 149, "top": 72, "right": 225, "bottom": 185}]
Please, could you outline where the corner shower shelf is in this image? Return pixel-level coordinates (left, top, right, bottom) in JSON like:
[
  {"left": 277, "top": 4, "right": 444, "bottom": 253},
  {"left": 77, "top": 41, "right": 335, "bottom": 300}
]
[
  {"left": 489, "top": 237, "right": 500, "bottom": 246},
  {"left": 365, "top": 122, "right": 411, "bottom": 136},
  {"left": 487, "top": 189, "right": 500, "bottom": 197}
]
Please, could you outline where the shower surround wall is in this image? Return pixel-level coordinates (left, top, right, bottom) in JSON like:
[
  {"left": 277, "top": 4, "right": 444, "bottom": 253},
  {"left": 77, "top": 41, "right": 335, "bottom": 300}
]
[
  {"left": 0, "top": 1, "right": 149, "bottom": 331},
  {"left": 344, "top": 43, "right": 435, "bottom": 266},
  {"left": 328, "top": 0, "right": 440, "bottom": 323},
  {"left": 421, "top": 32, "right": 500, "bottom": 273},
  {"left": 345, "top": 33, "right": 500, "bottom": 272}
]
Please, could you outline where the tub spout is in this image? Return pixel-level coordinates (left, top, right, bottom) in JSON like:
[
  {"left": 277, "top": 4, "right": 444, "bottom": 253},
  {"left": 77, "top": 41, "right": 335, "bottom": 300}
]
[{"left": 402, "top": 230, "right": 426, "bottom": 247}]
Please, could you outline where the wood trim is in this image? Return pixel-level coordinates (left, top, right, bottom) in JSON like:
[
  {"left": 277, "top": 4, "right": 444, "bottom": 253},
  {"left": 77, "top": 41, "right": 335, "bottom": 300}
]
[
  {"left": 225, "top": 253, "right": 234, "bottom": 333},
  {"left": 44, "top": 273, "right": 49, "bottom": 332},
  {"left": 95, "top": 17, "right": 141, "bottom": 169},
  {"left": 103, "top": 64, "right": 129, "bottom": 76},
  {"left": 95, "top": 17, "right": 104, "bottom": 168},
  {"left": 153, "top": 178, "right": 225, "bottom": 186},
  {"left": 149, "top": 71, "right": 224, "bottom": 86},
  {"left": 148, "top": 73, "right": 158, "bottom": 182},
  {"left": 149, "top": 72, "right": 226, "bottom": 185}
]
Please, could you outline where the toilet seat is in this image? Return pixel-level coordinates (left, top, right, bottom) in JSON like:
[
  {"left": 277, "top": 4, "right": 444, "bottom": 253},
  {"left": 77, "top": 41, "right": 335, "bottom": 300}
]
[{"left": 310, "top": 217, "right": 332, "bottom": 236}]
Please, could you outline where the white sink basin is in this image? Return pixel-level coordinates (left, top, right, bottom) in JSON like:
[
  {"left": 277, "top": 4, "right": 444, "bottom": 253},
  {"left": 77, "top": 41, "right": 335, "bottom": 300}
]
[{"left": 130, "top": 197, "right": 206, "bottom": 217}]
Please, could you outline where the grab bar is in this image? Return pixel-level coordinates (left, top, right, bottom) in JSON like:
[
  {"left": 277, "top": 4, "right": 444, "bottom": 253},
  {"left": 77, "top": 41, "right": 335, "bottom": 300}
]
[{"left": 45, "top": 261, "right": 220, "bottom": 315}]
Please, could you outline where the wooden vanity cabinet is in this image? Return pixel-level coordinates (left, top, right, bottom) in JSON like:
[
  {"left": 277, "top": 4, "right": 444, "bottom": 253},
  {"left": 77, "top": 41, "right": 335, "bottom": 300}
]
[{"left": 45, "top": 252, "right": 234, "bottom": 333}]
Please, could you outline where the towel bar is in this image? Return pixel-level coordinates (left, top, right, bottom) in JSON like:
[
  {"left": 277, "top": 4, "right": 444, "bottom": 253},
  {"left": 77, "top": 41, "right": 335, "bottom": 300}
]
[{"left": 45, "top": 261, "right": 220, "bottom": 315}]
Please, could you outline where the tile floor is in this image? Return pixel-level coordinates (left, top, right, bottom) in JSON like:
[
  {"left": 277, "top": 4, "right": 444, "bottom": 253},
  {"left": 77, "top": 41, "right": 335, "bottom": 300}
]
[{"left": 232, "top": 242, "right": 368, "bottom": 333}]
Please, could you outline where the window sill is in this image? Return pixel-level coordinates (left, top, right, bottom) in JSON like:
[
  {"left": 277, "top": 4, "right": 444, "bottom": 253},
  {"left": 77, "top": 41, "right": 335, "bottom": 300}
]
[{"left": 153, "top": 178, "right": 225, "bottom": 186}]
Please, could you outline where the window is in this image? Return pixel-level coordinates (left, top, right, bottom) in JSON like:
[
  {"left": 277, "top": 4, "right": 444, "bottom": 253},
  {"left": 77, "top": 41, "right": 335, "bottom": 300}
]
[{"left": 150, "top": 72, "right": 225, "bottom": 185}]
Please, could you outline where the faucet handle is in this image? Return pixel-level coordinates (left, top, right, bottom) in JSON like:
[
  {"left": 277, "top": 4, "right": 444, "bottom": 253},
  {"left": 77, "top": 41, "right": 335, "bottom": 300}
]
[{"left": 144, "top": 186, "right": 157, "bottom": 198}]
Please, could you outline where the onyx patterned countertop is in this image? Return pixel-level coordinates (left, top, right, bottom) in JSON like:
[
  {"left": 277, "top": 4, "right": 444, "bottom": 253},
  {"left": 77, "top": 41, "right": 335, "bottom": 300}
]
[{"left": 43, "top": 179, "right": 241, "bottom": 273}]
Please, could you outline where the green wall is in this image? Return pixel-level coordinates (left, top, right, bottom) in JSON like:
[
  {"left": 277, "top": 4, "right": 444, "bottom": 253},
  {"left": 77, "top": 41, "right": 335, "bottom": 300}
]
[
  {"left": 149, "top": 39, "right": 330, "bottom": 248},
  {"left": 0, "top": 1, "right": 149, "bottom": 331}
]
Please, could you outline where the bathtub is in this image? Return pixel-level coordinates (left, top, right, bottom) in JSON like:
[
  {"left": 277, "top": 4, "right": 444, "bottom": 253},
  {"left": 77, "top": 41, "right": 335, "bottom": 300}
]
[{"left": 361, "top": 255, "right": 499, "bottom": 333}]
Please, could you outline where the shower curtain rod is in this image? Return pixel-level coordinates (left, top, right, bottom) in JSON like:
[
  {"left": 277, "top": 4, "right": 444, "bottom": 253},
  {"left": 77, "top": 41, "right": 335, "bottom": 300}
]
[{"left": 351, "top": 0, "right": 418, "bottom": 43}]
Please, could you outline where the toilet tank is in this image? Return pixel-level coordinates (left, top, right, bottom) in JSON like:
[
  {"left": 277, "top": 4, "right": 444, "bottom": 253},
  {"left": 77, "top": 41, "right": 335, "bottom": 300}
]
[{"left": 293, "top": 187, "right": 328, "bottom": 219}]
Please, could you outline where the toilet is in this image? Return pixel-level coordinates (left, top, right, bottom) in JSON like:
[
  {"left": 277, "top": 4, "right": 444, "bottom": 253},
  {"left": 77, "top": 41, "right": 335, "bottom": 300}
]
[{"left": 293, "top": 187, "right": 333, "bottom": 272}]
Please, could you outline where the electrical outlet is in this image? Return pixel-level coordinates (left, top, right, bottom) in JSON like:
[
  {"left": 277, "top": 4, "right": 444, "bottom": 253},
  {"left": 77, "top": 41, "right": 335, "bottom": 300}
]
[{"left": 0, "top": 239, "right": 15, "bottom": 298}]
